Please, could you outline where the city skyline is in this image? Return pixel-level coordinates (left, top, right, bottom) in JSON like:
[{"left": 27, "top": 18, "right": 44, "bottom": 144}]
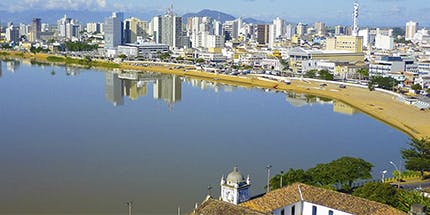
[{"left": 0, "top": 0, "right": 428, "bottom": 26}]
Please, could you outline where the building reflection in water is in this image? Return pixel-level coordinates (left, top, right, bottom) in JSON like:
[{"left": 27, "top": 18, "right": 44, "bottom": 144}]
[
  {"left": 105, "top": 72, "right": 124, "bottom": 106},
  {"left": 104, "top": 71, "right": 183, "bottom": 108},
  {"left": 6, "top": 60, "right": 20, "bottom": 73},
  {"left": 333, "top": 101, "right": 358, "bottom": 115},
  {"left": 285, "top": 92, "right": 333, "bottom": 107}
]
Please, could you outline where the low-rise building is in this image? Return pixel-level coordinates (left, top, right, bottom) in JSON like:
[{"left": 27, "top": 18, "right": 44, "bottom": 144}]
[{"left": 117, "top": 43, "right": 169, "bottom": 58}]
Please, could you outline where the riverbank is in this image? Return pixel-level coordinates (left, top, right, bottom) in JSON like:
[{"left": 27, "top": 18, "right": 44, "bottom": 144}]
[{"left": 1, "top": 50, "right": 429, "bottom": 139}]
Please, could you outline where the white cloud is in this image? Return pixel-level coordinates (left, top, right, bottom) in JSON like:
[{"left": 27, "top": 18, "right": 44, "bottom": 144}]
[{"left": 7, "top": 0, "right": 107, "bottom": 12}]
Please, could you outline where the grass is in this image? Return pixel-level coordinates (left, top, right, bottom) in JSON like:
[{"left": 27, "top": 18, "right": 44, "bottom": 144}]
[{"left": 46, "top": 55, "right": 120, "bottom": 68}]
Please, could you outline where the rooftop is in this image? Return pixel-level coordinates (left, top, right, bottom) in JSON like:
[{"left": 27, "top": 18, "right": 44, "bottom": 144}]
[
  {"left": 240, "top": 183, "right": 407, "bottom": 215},
  {"left": 188, "top": 197, "right": 267, "bottom": 215}
]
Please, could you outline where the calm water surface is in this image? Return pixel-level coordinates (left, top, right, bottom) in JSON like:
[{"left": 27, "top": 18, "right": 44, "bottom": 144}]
[{"left": 0, "top": 60, "right": 409, "bottom": 215}]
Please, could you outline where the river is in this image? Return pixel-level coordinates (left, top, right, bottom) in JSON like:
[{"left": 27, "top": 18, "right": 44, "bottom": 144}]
[{"left": 0, "top": 59, "right": 409, "bottom": 215}]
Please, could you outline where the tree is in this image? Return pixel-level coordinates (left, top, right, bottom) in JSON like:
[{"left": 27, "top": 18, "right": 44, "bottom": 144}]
[
  {"left": 353, "top": 182, "right": 430, "bottom": 213},
  {"left": 118, "top": 54, "right": 127, "bottom": 59},
  {"left": 427, "top": 88, "right": 430, "bottom": 95},
  {"left": 269, "top": 168, "right": 312, "bottom": 190},
  {"left": 356, "top": 68, "right": 369, "bottom": 80},
  {"left": 307, "top": 157, "right": 373, "bottom": 191},
  {"left": 401, "top": 138, "right": 430, "bottom": 179},
  {"left": 304, "top": 69, "right": 317, "bottom": 78},
  {"left": 411, "top": 84, "right": 422, "bottom": 93},
  {"left": 176, "top": 56, "right": 184, "bottom": 61},
  {"left": 196, "top": 58, "right": 205, "bottom": 63},
  {"left": 369, "top": 76, "right": 397, "bottom": 91},
  {"left": 318, "top": 70, "right": 334, "bottom": 81},
  {"left": 353, "top": 182, "right": 398, "bottom": 206}
]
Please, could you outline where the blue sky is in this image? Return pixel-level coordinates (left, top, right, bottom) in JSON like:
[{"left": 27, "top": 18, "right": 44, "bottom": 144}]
[{"left": 0, "top": 0, "right": 428, "bottom": 26}]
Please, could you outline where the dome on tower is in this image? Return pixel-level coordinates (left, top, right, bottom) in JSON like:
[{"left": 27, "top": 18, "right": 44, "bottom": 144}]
[{"left": 226, "top": 166, "right": 245, "bottom": 184}]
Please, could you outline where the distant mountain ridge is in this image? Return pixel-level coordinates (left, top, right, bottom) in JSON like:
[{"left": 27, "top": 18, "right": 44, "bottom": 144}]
[{"left": 182, "top": 9, "right": 268, "bottom": 24}]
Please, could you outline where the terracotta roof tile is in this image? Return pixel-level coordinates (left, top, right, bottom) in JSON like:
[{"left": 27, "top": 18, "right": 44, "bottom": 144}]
[
  {"left": 240, "top": 183, "right": 407, "bottom": 215},
  {"left": 189, "top": 198, "right": 267, "bottom": 215}
]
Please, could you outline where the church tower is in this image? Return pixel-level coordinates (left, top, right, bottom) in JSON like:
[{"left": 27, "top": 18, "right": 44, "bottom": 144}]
[{"left": 220, "top": 166, "right": 251, "bottom": 205}]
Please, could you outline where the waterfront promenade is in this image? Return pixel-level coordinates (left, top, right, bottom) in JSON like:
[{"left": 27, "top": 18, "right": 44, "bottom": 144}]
[{"left": 2, "top": 51, "right": 430, "bottom": 139}]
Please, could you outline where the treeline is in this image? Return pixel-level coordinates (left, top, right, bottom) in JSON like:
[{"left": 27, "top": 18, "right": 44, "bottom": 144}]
[
  {"left": 65, "top": 42, "right": 98, "bottom": 52},
  {"left": 271, "top": 138, "right": 430, "bottom": 213},
  {"left": 269, "top": 156, "right": 372, "bottom": 192}
]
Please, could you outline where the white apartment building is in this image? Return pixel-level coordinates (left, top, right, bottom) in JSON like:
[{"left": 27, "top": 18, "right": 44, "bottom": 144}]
[
  {"left": 406, "top": 21, "right": 418, "bottom": 41},
  {"left": 375, "top": 34, "right": 394, "bottom": 50}
]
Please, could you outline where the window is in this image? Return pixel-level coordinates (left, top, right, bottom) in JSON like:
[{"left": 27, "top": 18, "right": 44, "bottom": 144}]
[
  {"left": 291, "top": 205, "right": 295, "bottom": 215},
  {"left": 280, "top": 209, "right": 285, "bottom": 215},
  {"left": 312, "top": 206, "right": 317, "bottom": 215},
  {"left": 328, "top": 210, "right": 334, "bottom": 215}
]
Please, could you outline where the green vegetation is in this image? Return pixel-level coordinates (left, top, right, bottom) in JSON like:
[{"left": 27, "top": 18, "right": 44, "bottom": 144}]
[
  {"left": 318, "top": 70, "right": 334, "bottom": 80},
  {"left": 269, "top": 157, "right": 373, "bottom": 192},
  {"left": 392, "top": 27, "right": 405, "bottom": 38},
  {"left": 158, "top": 52, "right": 171, "bottom": 60},
  {"left": 368, "top": 76, "right": 397, "bottom": 91},
  {"left": 353, "top": 182, "right": 430, "bottom": 213},
  {"left": 176, "top": 56, "right": 184, "bottom": 61},
  {"left": 65, "top": 42, "right": 98, "bottom": 52},
  {"left": 0, "top": 52, "right": 9, "bottom": 56},
  {"left": 395, "top": 37, "right": 413, "bottom": 44},
  {"left": 304, "top": 69, "right": 317, "bottom": 78},
  {"left": 401, "top": 138, "right": 430, "bottom": 179},
  {"left": 46, "top": 55, "right": 119, "bottom": 68},
  {"left": 30, "top": 47, "right": 49, "bottom": 53},
  {"left": 47, "top": 56, "right": 66, "bottom": 62},
  {"left": 118, "top": 54, "right": 127, "bottom": 59},
  {"left": 356, "top": 68, "right": 369, "bottom": 80},
  {"left": 411, "top": 84, "right": 423, "bottom": 93},
  {"left": 304, "top": 69, "right": 333, "bottom": 80},
  {"left": 195, "top": 58, "right": 205, "bottom": 63}
]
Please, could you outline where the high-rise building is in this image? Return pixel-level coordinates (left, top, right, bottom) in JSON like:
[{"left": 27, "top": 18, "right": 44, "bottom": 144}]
[
  {"left": 160, "top": 13, "right": 183, "bottom": 49},
  {"left": 296, "top": 23, "right": 308, "bottom": 37},
  {"left": 57, "top": 15, "right": 81, "bottom": 41},
  {"left": 335, "top": 25, "right": 344, "bottom": 36},
  {"left": 314, "top": 22, "right": 326, "bottom": 36},
  {"left": 256, "top": 24, "right": 270, "bottom": 45},
  {"left": 406, "top": 21, "right": 418, "bottom": 41},
  {"left": 30, "top": 18, "right": 41, "bottom": 42},
  {"left": 375, "top": 34, "right": 394, "bottom": 50},
  {"left": 285, "top": 24, "right": 296, "bottom": 40},
  {"left": 86, "top": 22, "right": 102, "bottom": 34},
  {"left": 150, "top": 16, "right": 162, "bottom": 44},
  {"left": 358, "top": 28, "right": 371, "bottom": 47},
  {"left": 273, "top": 17, "right": 285, "bottom": 38},
  {"left": 104, "top": 12, "right": 124, "bottom": 48},
  {"left": 268, "top": 24, "right": 275, "bottom": 49},
  {"left": 6, "top": 23, "right": 20, "bottom": 43},
  {"left": 124, "top": 17, "right": 148, "bottom": 43}
]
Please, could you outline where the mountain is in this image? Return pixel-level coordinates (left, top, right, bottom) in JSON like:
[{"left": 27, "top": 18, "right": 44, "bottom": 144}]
[
  {"left": 243, "top": 18, "right": 269, "bottom": 24},
  {"left": 182, "top": 9, "right": 235, "bottom": 23},
  {"left": 182, "top": 9, "right": 268, "bottom": 24}
]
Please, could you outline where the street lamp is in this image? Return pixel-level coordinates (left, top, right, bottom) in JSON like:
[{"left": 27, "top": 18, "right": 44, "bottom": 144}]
[
  {"left": 390, "top": 161, "right": 401, "bottom": 188},
  {"left": 381, "top": 170, "right": 387, "bottom": 182},
  {"left": 125, "top": 201, "right": 133, "bottom": 215},
  {"left": 280, "top": 170, "right": 284, "bottom": 188},
  {"left": 266, "top": 165, "right": 272, "bottom": 193}
]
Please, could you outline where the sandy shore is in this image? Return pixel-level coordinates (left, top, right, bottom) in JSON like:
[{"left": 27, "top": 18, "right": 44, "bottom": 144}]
[{"left": 2, "top": 51, "right": 430, "bottom": 139}]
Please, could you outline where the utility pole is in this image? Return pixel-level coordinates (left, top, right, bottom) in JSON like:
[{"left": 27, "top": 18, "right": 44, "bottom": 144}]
[
  {"left": 280, "top": 170, "right": 284, "bottom": 188},
  {"left": 266, "top": 165, "right": 272, "bottom": 193}
]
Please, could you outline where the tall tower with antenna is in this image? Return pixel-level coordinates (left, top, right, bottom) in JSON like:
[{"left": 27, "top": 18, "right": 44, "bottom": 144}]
[{"left": 352, "top": 0, "right": 359, "bottom": 36}]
